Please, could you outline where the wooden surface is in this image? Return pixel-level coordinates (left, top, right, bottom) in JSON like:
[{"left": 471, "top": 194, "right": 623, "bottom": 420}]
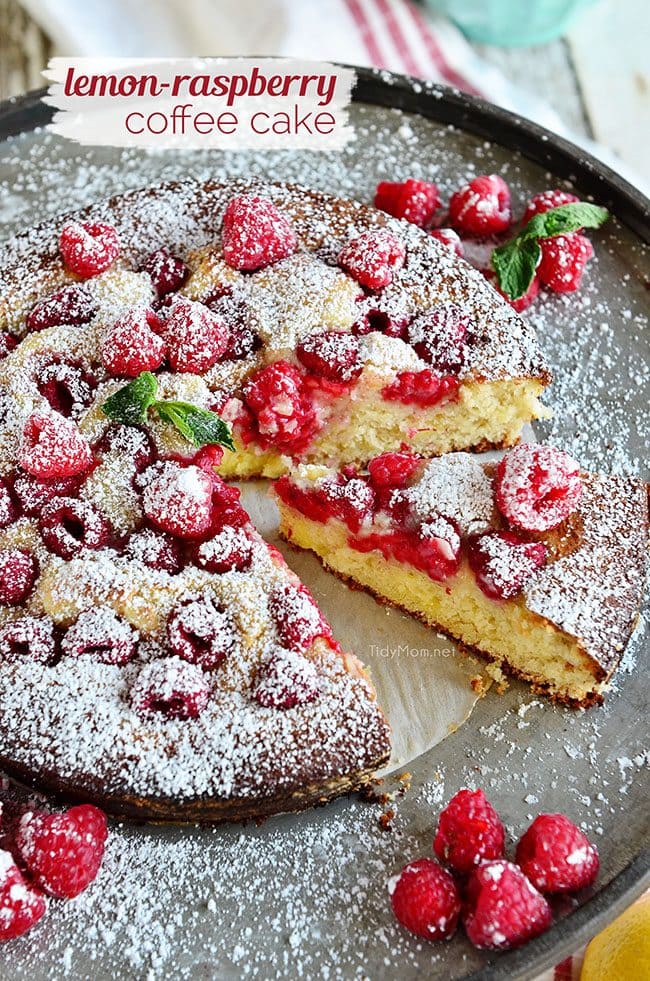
[{"left": 0, "top": 0, "right": 647, "bottom": 182}]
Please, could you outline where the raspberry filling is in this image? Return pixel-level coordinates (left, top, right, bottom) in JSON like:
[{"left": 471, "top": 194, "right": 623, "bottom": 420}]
[
  {"left": 349, "top": 514, "right": 461, "bottom": 583},
  {"left": 381, "top": 370, "right": 460, "bottom": 408},
  {"left": 275, "top": 473, "right": 374, "bottom": 533},
  {"left": 467, "top": 531, "right": 547, "bottom": 600},
  {"left": 242, "top": 360, "right": 319, "bottom": 455},
  {"left": 26, "top": 284, "right": 96, "bottom": 333},
  {"left": 130, "top": 656, "right": 211, "bottom": 720},
  {"left": 62, "top": 608, "right": 138, "bottom": 665},
  {"left": 367, "top": 451, "right": 422, "bottom": 491},
  {"left": 495, "top": 443, "right": 582, "bottom": 533},
  {"left": 167, "top": 592, "right": 237, "bottom": 670},
  {"left": 253, "top": 648, "right": 320, "bottom": 709},
  {"left": 0, "top": 617, "right": 57, "bottom": 664},
  {"left": 39, "top": 496, "right": 111, "bottom": 560},
  {"left": 59, "top": 221, "right": 120, "bottom": 278}
]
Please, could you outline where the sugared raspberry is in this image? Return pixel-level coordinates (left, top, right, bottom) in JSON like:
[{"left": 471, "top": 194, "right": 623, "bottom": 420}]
[
  {"left": 243, "top": 360, "right": 317, "bottom": 454},
  {"left": 12, "top": 472, "right": 82, "bottom": 517},
  {"left": 101, "top": 307, "right": 166, "bottom": 377},
  {"left": 130, "top": 655, "right": 211, "bottom": 720},
  {"left": 367, "top": 451, "right": 421, "bottom": 490},
  {"left": 62, "top": 608, "right": 138, "bottom": 665},
  {"left": 382, "top": 369, "right": 460, "bottom": 407},
  {"left": 0, "top": 477, "right": 19, "bottom": 529},
  {"left": 194, "top": 526, "right": 254, "bottom": 573},
  {"left": 141, "top": 248, "right": 188, "bottom": 296},
  {"left": 488, "top": 270, "right": 540, "bottom": 312},
  {"left": 59, "top": 221, "right": 120, "bottom": 278},
  {"left": 495, "top": 443, "right": 582, "bottom": 533},
  {"left": 164, "top": 297, "right": 231, "bottom": 373},
  {"left": 406, "top": 305, "right": 468, "bottom": 371},
  {"left": 125, "top": 528, "right": 184, "bottom": 574},
  {"left": 352, "top": 300, "right": 410, "bottom": 339},
  {"left": 0, "top": 850, "right": 47, "bottom": 941},
  {"left": 253, "top": 647, "right": 320, "bottom": 709},
  {"left": 207, "top": 293, "right": 261, "bottom": 361},
  {"left": 270, "top": 582, "right": 326, "bottom": 652},
  {"left": 19, "top": 411, "right": 93, "bottom": 479},
  {"left": 417, "top": 515, "right": 462, "bottom": 581},
  {"left": 168, "top": 592, "right": 237, "bottom": 670},
  {"left": 433, "top": 788, "right": 505, "bottom": 874},
  {"left": 389, "top": 858, "right": 461, "bottom": 941},
  {"left": 374, "top": 179, "right": 441, "bottom": 227},
  {"left": 0, "top": 548, "right": 38, "bottom": 606},
  {"left": 222, "top": 194, "right": 297, "bottom": 271},
  {"left": 296, "top": 331, "right": 363, "bottom": 384},
  {"left": 0, "top": 616, "right": 56, "bottom": 664},
  {"left": 449, "top": 175, "right": 512, "bottom": 237},
  {"left": 318, "top": 475, "right": 375, "bottom": 532},
  {"left": 537, "top": 233, "right": 594, "bottom": 293},
  {"left": 39, "top": 497, "right": 110, "bottom": 560},
  {"left": 26, "top": 284, "right": 96, "bottom": 333},
  {"left": 95, "top": 425, "right": 156, "bottom": 472},
  {"left": 523, "top": 189, "right": 579, "bottom": 224},
  {"left": 0, "top": 332, "right": 17, "bottom": 360},
  {"left": 210, "top": 477, "right": 250, "bottom": 530},
  {"left": 468, "top": 531, "right": 547, "bottom": 600},
  {"left": 142, "top": 462, "right": 214, "bottom": 539},
  {"left": 463, "top": 860, "right": 552, "bottom": 950},
  {"left": 430, "top": 227, "right": 464, "bottom": 258},
  {"left": 35, "top": 359, "right": 95, "bottom": 418},
  {"left": 516, "top": 813, "right": 599, "bottom": 894},
  {"left": 339, "top": 230, "right": 406, "bottom": 290},
  {"left": 16, "top": 804, "right": 107, "bottom": 899}
]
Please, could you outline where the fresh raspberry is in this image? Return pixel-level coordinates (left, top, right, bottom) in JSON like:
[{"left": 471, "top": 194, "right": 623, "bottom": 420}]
[
  {"left": 141, "top": 248, "right": 188, "bottom": 296},
  {"left": 95, "top": 425, "right": 156, "bottom": 472},
  {"left": 130, "top": 655, "right": 211, "bottom": 720},
  {"left": 487, "top": 270, "right": 540, "bottom": 312},
  {"left": 382, "top": 370, "right": 460, "bottom": 407},
  {"left": 125, "top": 528, "right": 184, "bottom": 574},
  {"left": 35, "top": 359, "right": 95, "bottom": 418},
  {"left": 39, "top": 497, "right": 110, "bottom": 560},
  {"left": 296, "top": 331, "right": 362, "bottom": 384},
  {"left": 142, "top": 462, "right": 214, "bottom": 539},
  {"left": 463, "top": 860, "right": 552, "bottom": 950},
  {"left": 194, "top": 526, "right": 254, "bottom": 573},
  {"left": 389, "top": 858, "right": 461, "bottom": 941},
  {"left": 16, "top": 804, "right": 107, "bottom": 899},
  {"left": 270, "top": 582, "right": 326, "bottom": 652},
  {"left": 243, "top": 360, "right": 317, "bottom": 454},
  {"left": 26, "top": 284, "right": 96, "bottom": 333},
  {"left": 339, "top": 230, "right": 406, "bottom": 290},
  {"left": 374, "top": 179, "right": 441, "bottom": 227},
  {"left": 368, "top": 451, "right": 421, "bottom": 490},
  {"left": 101, "top": 307, "right": 166, "bottom": 377},
  {"left": 19, "top": 411, "right": 93, "bottom": 479},
  {"left": 433, "top": 788, "right": 505, "bottom": 874},
  {"left": 12, "top": 472, "right": 82, "bottom": 517},
  {"left": 449, "top": 175, "right": 512, "bottom": 237},
  {"left": 495, "top": 443, "right": 582, "bottom": 532},
  {"left": 253, "top": 647, "right": 320, "bottom": 709},
  {"left": 0, "top": 850, "right": 47, "bottom": 941},
  {"left": 430, "top": 227, "right": 464, "bottom": 258},
  {"left": 59, "top": 221, "right": 120, "bottom": 278},
  {"left": 0, "top": 548, "right": 38, "bottom": 606},
  {"left": 222, "top": 194, "right": 297, "bottom": 271},
  {"left": 62, "top": 608, "right": 138, "bottom": 665},
  {"left": 467, "top": 531, "right": 547, "bottom": 600},
  {"left": 537, "top": 233, "right": 594, "bottom": 293},
  {"left": 523, "top": 189, "right": 580, "bottom": 224},
  {"left": 0, "top": 332, "right": 17, "bottom": 360},
  {"left": 0, "top": 617, "right": 57, "bottom": 664},
  {"left": 516, "top": 813, "right": 599, "bottom": 894},
  {"left": 0, "top": 477, "right": 19, "bottom": 529},
  {"left": 405, "top": 305, "right": 468, "bottom": 371},
  {"left": 167, "top": 592, "right": 237, "bottom": 670},
  {"left": 164, "top": 297, "right": 231, "bottom": 373}
]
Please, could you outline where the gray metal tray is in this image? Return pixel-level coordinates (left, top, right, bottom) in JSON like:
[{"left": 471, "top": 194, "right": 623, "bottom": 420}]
[{"left": 0, "top": 70, "right": 648, "bottom": 980}]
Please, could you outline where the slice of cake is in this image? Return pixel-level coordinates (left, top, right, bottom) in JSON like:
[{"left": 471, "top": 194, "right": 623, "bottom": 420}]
[
  {"left": 275, "top": 444, "right": 649, "bottom": 706},
  {"left": 0, "top": 179, "right": 550, "bottom": 479}
]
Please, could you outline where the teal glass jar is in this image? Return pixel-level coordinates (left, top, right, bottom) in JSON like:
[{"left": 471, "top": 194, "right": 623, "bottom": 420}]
[{"left": 424, "top": 0, "right": 597, "bottom": 46}]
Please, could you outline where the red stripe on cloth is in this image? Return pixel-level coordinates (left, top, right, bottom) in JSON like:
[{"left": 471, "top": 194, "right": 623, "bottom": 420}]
[
  {"left": 404, "top": 0, "right": 484, "bottom": 97},
  {"left": 554, "top": 956, "right": 574, "bottom": 981},
  {"left": 343, "top": 0, "right": 387, "bottom": 66},
  {"left": 371, "top": 0, "right": 425, "bottom": 77}
]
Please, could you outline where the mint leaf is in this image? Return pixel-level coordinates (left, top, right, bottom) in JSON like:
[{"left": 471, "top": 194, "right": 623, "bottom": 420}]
[
  {"left": 492, "top": 202, "right": 609, "bottom": 300},
  {"left": 155, "top": 401, "right": 236, "bottom": 451},
  {"left": 101, "top": 372, "right": 158, "bottom": 425}
]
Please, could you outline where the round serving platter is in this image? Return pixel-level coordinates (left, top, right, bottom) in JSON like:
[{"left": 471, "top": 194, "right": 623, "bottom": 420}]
[{"left": 0, "top": 68, "right": 648, "bottom": 980}]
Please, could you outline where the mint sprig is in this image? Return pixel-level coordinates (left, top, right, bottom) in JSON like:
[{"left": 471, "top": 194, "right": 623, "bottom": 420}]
[
  {"left": 491, "top": 202, "right": 609, "bottom": 300},
  {"left": 101, "top": 373, "right": 235, "bottom": 452}
]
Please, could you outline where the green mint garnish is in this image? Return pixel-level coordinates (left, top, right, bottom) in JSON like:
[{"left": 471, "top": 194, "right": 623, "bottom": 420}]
[
  {"left": 491, "top": 202, "right": 609, "bottom": 300},
  {"left": 101, "top": 373, "right": 235, "bottom": 452}
]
